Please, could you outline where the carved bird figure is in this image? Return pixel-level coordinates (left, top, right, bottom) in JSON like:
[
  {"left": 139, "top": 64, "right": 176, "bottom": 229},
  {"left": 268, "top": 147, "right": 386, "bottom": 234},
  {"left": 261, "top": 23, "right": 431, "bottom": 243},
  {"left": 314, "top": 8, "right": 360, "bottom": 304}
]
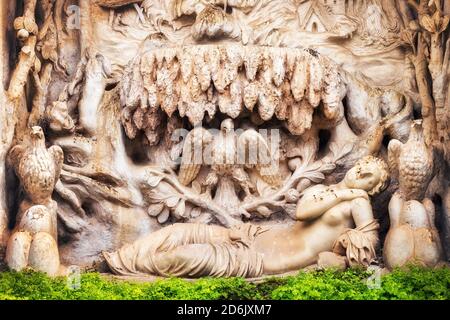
[
  {"left": 388, "top": 120, "right": 434, "bottom": 201},
  {"left": 178, "top": 119, "right": 280, "bottom": 210},
  {"left": 9, "top": 126, "right": 64, "bottom": 205}
]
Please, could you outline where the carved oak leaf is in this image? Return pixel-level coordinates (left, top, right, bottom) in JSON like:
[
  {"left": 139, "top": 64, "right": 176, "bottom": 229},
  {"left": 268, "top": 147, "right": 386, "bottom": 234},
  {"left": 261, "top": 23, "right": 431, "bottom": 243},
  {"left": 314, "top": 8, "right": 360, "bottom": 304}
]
[
  {"left": 147, "top": 202, "right": 164, "bottom": 217},
  {"left": 174, "top": 200, "right": 186, "bottom": 218},
  {"left": 420, "top": 12, "right": 449, "bottom": 33},
  {"left": 40, "top": 39, "right": 57, "bottom": 61},
  {"left": 256, "top": 178, "right": 274, "bottom": 198},
  {"left": 297, "top": 144, "right": 315, "bottom": 167},
  {"left": 146, "top": 172, "right": 164, "bottom": 187},
  {"left": 191, "top": 181, "right": 202, "bottom": 194},
  {"left": 301, "top": 170, "right": 325, "bottom": 184},
  {"left": 166, "top": 196, "right": 180, "bottom": 208},
  {"left": 145, "top": 173, "right": 201, "bottom": 222},
  {"left": 158, "top": 207, "right": 170, "bottom": 224},
  {"left": 400, "top": 29, "right": 418, "bottom": 50},
  {"left": 329, "top": 141, "right": 353, "bottom": 162}
]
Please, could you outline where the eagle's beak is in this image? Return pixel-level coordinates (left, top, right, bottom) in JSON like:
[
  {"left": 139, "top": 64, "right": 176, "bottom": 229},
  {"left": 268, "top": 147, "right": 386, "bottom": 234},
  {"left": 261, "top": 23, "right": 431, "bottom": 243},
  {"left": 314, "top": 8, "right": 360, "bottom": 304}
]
[
  {"left": 412, "top": 119, "right": 422, "bottom": 126},
  {"left": 30, "top": 126, "right": 44, "bottom": 139},
  {"left": 411, "top": 119, "right": 423, "bottom": 130}
]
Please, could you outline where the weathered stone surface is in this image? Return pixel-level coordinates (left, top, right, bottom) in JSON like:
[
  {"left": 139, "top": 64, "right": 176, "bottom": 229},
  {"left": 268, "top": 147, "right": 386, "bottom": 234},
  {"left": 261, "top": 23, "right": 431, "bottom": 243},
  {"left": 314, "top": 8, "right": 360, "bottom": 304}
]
[
  {"left": 438, "top": 187, "right": 450, "bottom": 261},
  {"left": 317, "top": 252, "right": 348, "bottom": 271},
  {"left": 0, "top": 0, "right": 448, "bottom": 277}
]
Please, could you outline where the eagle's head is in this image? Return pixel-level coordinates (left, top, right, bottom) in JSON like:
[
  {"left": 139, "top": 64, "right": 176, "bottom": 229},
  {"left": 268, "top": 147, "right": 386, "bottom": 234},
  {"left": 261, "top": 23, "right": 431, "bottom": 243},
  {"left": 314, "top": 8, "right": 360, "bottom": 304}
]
[
  {"left": 411, "top": 119, "right": 423, "bottom": 130},
  {"left": 221, "top": 119, "right": 234, "bottom": 133},
  {"left": 409, "top": 119, "right": 424, "bottom": 142},
  {"left": 30, "top": 126, "right": 45, "bottom": 144}
]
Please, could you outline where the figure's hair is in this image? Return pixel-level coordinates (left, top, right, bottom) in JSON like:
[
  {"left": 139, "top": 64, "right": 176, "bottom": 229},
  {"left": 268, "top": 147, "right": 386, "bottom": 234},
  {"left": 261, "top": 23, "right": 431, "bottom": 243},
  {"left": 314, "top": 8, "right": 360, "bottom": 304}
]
[{"left": 354, "top": 155, "right": 389, "bottom": 196}]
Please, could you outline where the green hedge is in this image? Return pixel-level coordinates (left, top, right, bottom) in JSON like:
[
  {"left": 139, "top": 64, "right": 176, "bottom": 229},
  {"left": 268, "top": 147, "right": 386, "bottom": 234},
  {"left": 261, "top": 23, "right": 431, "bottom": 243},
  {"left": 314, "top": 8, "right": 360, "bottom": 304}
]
[{"left": 0, "top": 266, "right": 449, "bottom": 300}]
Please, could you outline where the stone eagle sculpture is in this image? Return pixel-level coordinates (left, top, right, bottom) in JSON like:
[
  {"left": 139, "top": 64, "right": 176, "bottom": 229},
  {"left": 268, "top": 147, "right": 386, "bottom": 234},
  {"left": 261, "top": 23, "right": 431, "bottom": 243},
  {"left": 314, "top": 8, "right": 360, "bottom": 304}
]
[
  {"left": 9, "top": 126, "right": 64, "bottom": 205},
  {"left": 383, "top": 120, "right": 442, "bottom": 269},
  {"left": 387, "top": 120, "right": 434, "bottom": 201},
  {"left": 178, "top": 119, "right": 280, "bottom": 199},
  {"left": 6, "top": 126, "right": 64, "bottom": 276}
]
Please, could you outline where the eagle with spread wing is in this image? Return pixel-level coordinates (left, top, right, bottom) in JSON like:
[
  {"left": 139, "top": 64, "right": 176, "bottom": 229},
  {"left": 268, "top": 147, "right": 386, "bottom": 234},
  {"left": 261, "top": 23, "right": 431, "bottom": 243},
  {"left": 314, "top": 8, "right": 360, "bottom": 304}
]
[
  {"left": 178, "top": 119, "right": 280, "bottom": 201},
  {"left": 388, "top": 120, "right": 434, "bottom": 201},
  {"left": 9, "top": 127, "right": 64, "bottom": 205}
]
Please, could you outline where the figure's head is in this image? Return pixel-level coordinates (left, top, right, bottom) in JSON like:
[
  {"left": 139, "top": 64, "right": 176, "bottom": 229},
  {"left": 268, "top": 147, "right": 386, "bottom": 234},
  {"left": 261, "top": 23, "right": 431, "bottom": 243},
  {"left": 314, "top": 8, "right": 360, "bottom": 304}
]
[
  {"left": 30, "top": 126, "right": 45, "bottom": 141},
  {"left": 343, "top": 156, "right": 389, "bottom": 196},
  {"left": 221, "top": 119, "right": 234, "bottom": 133}
]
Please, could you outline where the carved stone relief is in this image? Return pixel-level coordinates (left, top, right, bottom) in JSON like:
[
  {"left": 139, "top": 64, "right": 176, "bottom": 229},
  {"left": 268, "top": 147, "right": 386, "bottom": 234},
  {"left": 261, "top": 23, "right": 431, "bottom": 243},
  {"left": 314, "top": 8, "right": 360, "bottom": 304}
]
[{"left": 0, "top": 0, "right": 449, "bottom": 276}]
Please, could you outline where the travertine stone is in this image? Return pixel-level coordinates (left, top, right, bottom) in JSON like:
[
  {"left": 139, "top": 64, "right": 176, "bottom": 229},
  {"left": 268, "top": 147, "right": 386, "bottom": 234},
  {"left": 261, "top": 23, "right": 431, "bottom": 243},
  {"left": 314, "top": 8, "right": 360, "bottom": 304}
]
[
  {"left": 384, "top": 194, "right": 443, "bottom": 269},
  {"left": 104, "top": 156, "right": 388, "bottom": 277},
  {"left": 0, "top": 0, "right": 448, "bottom": 275},
  {"left": 5, "top": 127, "right": 63, "bottom": 275}
]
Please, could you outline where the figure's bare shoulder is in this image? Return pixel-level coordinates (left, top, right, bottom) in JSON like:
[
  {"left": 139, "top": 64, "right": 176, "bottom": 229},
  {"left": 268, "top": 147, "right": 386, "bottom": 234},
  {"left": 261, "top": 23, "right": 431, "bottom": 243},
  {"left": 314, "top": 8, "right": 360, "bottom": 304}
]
[{"left": 302, "top": 184, "right": 328, "bottom": 197}]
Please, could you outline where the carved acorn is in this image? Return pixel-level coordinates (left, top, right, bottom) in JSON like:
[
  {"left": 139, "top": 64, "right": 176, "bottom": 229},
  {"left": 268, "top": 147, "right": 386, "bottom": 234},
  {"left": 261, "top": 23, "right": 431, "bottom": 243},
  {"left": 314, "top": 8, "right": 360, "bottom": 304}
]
[
  {"left": 13, "top": 16, "right": 38, "bottom": 41},
  {"left": 285, "top": 189, "right": 300, "bottom": 203}
]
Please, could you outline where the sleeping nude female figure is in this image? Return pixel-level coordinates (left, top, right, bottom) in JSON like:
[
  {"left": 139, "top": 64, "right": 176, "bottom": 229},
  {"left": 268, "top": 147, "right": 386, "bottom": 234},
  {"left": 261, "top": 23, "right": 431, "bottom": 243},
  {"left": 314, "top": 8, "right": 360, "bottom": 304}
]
[{"left": 103, "top": 156, "right": 389, "bottom": 278}]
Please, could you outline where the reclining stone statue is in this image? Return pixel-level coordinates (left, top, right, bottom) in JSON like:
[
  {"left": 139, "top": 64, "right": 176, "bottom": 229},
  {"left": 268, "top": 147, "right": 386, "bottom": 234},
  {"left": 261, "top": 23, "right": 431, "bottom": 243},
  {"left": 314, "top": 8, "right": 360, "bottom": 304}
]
[{"left": 103, "top": 155, "right": 389, "bottom": 278}]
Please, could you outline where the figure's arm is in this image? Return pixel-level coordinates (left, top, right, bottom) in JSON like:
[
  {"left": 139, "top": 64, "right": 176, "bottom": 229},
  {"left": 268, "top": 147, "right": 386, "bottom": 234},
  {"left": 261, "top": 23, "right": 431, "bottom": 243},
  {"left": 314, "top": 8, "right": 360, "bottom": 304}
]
[
  {"left": 331, "top": 197, "right": 380, "bottom": 267},
  {"left": 296, "top": 186, "right": 368, "bottom": 221},
  {"left": 350, "top": 198, "right": 379, "bottom": 246}
]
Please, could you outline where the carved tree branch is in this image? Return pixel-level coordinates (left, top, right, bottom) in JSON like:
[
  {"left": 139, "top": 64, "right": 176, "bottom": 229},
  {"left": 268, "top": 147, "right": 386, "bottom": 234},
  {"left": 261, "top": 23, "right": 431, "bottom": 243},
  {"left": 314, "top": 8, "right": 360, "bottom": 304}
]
[
  {"left": 28, "top": 63, "right": 53, "bottom": 127},
  {"left": 241, "top": 160, "right": 335, "bottom": 218},
  {"left": 60, "top": 170, "right": 137, "bottom": 208},
  {"left": 412, "top": 34, "right": 439, "bottom": 147},
  {"left": 7, "top": 37, "right": 37, "bottom": 102},
  {"left": 144, "top": 154, "right": 335, "bottom": 225},
  {"left": 400, "top": 1, "right": 445, "bottom": 149},
  {"left": 8, "top": 0, "right": 38, "bottom": 101},
  {"left": 144, "top": 168, "right": 242, "bottom": 227},
  {"left": 435, "top": 37, "right": 450, "bottom": 162},
  {"left": 0, "top": 88, "right": 11, "bottom": 245}
]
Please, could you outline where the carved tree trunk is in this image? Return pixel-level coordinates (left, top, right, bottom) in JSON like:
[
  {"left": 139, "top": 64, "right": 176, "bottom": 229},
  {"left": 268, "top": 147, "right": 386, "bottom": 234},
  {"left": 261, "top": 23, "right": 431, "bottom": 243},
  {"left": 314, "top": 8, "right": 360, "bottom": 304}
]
[
  {"left": 399, "top": 0, "right": 449, "bottom": 151},
  {"left": 0, "top": 0, "right": 37, "bottom": 247},
  {"left": 0, "top": 0, "right": 13, "bottom": 247},
  {"left": 412, "top": 34, "right": 439, "bottom": 147}
]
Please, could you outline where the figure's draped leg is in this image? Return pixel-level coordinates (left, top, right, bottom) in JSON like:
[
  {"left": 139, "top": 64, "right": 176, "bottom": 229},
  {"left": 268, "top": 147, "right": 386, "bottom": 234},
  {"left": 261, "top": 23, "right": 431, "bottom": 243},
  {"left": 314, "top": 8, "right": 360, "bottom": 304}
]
[
  {"left": 154, "top": 243, "right": 264, "bottom": 278},
  {"left": 104, "top": 223, "right": 231, "bottom": 276},
  {"left": 104, "top": 223, "right": 266, "bottom": 278}
]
